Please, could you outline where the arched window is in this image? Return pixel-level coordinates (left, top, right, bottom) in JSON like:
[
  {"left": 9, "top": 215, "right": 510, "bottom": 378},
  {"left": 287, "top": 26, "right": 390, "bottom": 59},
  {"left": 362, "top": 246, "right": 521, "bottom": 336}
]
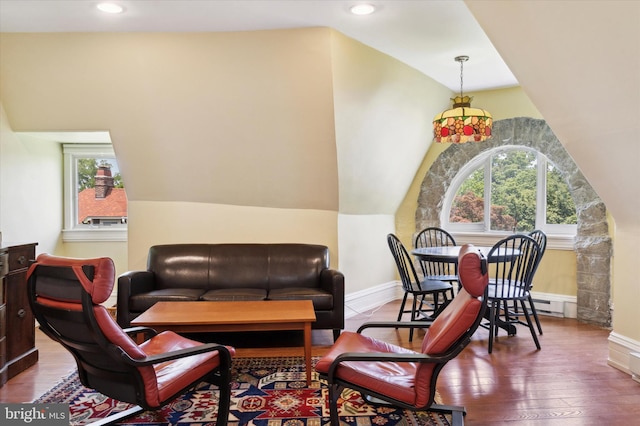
[{"left": 442, "top": 146, "right": 577, "bottom": 236}]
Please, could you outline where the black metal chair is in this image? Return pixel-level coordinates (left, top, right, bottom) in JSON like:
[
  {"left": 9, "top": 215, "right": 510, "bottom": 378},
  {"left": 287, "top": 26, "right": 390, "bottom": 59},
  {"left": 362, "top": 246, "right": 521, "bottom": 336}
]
[
  {"left": 316, "top": 244, "right": 489, "bottom": 426},
  {"left": 27, "top": 254, "right": 235, "bottom": 425},
  {"left": 484, "top": 234, "right": 543, "bottom": 353},
  {"left": 387, "top": 233, "right": 453, "bottom": 341}
]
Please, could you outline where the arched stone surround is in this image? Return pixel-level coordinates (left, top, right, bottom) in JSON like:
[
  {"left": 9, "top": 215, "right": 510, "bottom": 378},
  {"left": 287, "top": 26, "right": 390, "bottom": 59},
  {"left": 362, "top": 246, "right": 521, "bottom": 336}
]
[{"left": 416, "top": 117, "right": 612, "bottom": 327}]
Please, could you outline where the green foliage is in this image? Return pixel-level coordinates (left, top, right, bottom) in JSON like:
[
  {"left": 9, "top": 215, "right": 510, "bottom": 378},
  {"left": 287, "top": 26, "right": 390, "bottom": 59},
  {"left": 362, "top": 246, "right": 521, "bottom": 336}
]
[{"left": 450, "top": 149, "right": 576, "bottom": 230}]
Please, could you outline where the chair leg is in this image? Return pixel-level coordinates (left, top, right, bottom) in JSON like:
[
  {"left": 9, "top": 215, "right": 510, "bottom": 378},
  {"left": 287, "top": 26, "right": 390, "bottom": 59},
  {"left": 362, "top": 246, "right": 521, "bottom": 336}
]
[
  {"left": 397, "top": 293, "right": 409, "bottom": 322},
  {"left": 488, "top": 301, "right": 498, "bottom": 354},
  {"left": 328, "top": 382, "right": 341, "bottom": 426},
  {"left": 409, "top": 296, "right": 419, "bottom": 341},
  {"left": 520, "top": 300, "right": 541, "bottom": 350},
  {"left": 215, "top": 359, "right": 233, "bottom": 426},
  {"left": 528, "top": 294, "right": 543, "bottom": 335}
]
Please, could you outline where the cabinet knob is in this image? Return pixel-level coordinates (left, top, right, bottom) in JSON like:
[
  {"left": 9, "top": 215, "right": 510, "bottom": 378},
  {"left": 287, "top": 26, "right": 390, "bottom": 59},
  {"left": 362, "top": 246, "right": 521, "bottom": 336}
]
[
  {"left": 18, "top": 255, "right": 27, "bottom": 265},
  {"left": 17, "top": 308, "right": 26, "bottom": 318}
]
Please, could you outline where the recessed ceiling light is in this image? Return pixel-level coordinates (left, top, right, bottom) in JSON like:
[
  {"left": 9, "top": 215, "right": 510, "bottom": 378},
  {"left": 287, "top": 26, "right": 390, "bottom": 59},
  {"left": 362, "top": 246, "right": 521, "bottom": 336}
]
[
  {"left": 97, "top": 3, "right": 124, "bottom": 14},
  {"left": 350, "top": 4, "right": 376, "bottom": 15}
]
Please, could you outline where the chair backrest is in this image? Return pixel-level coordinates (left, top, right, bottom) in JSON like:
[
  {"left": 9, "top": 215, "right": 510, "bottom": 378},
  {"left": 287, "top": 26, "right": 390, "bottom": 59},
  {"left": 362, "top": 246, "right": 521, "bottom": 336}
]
[
  {"left": 527, "top": 230, "right": 547, "bottom": 285},
  {"left": 27, "top": 254, "right": 155, "bottom": 407},
  {"left": 414, "top": 227, "right": 457, "bottom": 279},
  {"left": 488, "top": 234, "right": 542, "bottom": 298},
  {"left": 387, "top": 233, "right": 421, "bottom": 292},
  {"left": 415, "top": 227, "right": 457, "bottom": 248},
  {"left": 414, "top": 244, "right": 488, "bottom": 406},
  {"left": 528, "top": 230, "right": 547, "bottom": 255}
]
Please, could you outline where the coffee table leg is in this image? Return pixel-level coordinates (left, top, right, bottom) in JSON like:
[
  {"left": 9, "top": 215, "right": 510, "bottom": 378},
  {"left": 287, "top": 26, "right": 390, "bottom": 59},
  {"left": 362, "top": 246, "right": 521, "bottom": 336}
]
[{"left": 304, "top": 322, "right": 312, "bottom": 385}]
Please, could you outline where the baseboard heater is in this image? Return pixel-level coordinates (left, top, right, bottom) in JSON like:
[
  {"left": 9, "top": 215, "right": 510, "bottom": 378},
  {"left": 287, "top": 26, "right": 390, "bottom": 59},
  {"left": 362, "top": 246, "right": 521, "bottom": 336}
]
[{"left": 530, "top": 297, "right": 565, "bottom": 317}]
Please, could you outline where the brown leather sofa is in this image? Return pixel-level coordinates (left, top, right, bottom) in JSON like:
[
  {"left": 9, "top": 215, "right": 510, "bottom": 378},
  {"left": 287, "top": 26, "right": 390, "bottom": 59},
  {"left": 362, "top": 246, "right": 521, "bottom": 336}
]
[{"left": 116, "top": 243, "right": 345, "bottom": 340}]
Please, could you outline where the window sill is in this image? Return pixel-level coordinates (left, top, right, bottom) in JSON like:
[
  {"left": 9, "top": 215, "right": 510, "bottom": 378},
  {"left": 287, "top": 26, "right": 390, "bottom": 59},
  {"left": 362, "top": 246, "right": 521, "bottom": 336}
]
[
  {"left": 62, "top": 228, "right": 127, "bottom": 242},
  {"left": 451, "top": 232, "right": 575, "bottom": 250}
]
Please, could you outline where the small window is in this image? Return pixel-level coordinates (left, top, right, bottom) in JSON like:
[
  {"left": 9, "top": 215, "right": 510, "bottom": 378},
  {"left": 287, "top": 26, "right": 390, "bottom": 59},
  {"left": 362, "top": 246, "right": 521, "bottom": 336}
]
[
  {"left": 445, "top": 147, "right": 576, "bottom": 236},
  {"left": 63, "top": 144, "right": 127, "bottom": 242}
]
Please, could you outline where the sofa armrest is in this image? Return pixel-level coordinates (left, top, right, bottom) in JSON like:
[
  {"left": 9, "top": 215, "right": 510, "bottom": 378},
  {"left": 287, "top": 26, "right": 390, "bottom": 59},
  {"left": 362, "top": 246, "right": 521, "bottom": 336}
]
[
  {"left": 117, "top": 270, "right": 154, "bottom": 327},
  {"left": 320, "top": 268, "right": 344, "bottom": 308}
]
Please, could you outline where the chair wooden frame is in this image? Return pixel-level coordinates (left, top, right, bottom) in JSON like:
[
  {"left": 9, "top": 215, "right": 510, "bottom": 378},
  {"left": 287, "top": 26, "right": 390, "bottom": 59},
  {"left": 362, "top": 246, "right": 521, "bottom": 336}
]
[
  {"left": 27, "top": 254, "right": 234, "bottom": 426},
  {"left": 484, "top": 235, "right": 543, "bottom": 353},
  {"left": 415, "top": 227, "right": 459, "bottom": 284},
  {"left": 317, "top": 244, "right": 489, "bottom": 426},
  {"left": 387, "top": 233, "right": 453, "bottom": 341}
]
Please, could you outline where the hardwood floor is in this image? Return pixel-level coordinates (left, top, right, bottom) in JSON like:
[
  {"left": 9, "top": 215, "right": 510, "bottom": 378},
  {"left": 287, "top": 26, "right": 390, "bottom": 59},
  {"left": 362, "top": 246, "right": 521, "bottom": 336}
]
[{"left": 2, "top": 300, "right": 639, "bottom": 425}]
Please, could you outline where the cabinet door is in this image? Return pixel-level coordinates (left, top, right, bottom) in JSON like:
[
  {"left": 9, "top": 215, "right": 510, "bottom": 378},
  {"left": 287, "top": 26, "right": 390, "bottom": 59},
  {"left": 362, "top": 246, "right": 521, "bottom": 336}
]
[{"left": 5, "top": 269, "right": 34, "bottom": 361}]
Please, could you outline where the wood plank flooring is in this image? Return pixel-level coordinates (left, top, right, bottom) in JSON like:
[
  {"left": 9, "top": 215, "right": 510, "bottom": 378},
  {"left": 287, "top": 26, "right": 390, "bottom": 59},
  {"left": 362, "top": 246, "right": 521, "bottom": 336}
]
[{"left": 1, "top": 300, "right": 639, "bottom": 425}]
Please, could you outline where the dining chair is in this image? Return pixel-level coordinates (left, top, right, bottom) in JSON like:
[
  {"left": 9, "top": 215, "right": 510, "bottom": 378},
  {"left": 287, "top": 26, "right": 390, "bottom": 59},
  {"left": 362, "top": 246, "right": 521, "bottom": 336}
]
[
  {"left": 27, "top": 254, "right": 235, "bottom": 425},
  {"left": 316, "top": 244, "right": 489, "bottom": 426},
  {"left": 414, "top": 227, "right": 459, "bottom": 286},
  {"left": 387, "top": 233, "right": 453, "bottom": 341},
  {"left": 484, "top": 234, "right": 543, "bottom": 353},
  {"left": 527, "top": 230, "right": 547, "bottom": 334}
]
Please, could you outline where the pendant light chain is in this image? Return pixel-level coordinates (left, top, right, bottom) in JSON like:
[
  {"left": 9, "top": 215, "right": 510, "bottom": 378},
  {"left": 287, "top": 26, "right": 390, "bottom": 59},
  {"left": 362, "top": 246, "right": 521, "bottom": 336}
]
[
  {"left": 459, "top": 59, "right": 464, "bottom": 98},
  {"left": 455, "top": 55, "right": 469, "bottom": 98}
]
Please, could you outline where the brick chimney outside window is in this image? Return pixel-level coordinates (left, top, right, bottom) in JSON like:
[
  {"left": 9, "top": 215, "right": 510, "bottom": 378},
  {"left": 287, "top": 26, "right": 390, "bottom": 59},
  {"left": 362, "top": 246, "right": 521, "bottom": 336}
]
[{"left": 94, "top": 165, "right": 114, "bottom": 199}]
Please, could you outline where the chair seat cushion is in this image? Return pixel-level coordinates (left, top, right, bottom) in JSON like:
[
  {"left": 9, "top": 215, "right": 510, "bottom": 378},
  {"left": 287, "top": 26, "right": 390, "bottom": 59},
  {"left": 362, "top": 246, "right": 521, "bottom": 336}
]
[
  {"left": 426, "top": 274, "right": 458, "bottom": 282},
  {"left": 139, "top": 331, "right": 235, "bottom": 407},
  {"left": 130, "top": 289, "right": 205, "bottom": 312},
  {"left": 268, "top": 288, "right": 333, "bottom": 310},
  {"left": 418, "top": 279, "right": 453, "bottom": 292},
  {"left": 200, "top": 288, "right": 267, "bottom": 301},
  {"left": 316, "top": 331, "right": 419, "bottom": 405},
  {"left": 487, "top": 281, "right": 529, "bottom": 299}
]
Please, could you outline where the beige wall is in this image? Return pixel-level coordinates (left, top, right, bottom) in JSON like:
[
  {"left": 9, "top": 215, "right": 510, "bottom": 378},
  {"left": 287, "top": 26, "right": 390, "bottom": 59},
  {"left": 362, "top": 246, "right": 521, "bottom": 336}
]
[
  {"left": 329, "top": 31, "right": 451, "bottom": 293},
  {"left": 0, "top": 30, "right": 342, "bottom": 271}
]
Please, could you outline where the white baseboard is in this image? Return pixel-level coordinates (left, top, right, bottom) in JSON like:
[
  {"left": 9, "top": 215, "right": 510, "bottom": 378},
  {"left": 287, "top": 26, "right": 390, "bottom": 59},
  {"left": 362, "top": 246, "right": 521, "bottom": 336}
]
[
  {"left": 344, "top": 281, "right": 402, "bottom": 319},
  {"left": 608, "top": 332, "right": 640, "bottom": 380}
]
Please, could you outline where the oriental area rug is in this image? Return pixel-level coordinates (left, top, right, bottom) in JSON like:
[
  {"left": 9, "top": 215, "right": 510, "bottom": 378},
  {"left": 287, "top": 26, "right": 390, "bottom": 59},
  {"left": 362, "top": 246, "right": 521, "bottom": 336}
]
[{"left": 34, "top": 356, "right": 452, "bottom": 426}]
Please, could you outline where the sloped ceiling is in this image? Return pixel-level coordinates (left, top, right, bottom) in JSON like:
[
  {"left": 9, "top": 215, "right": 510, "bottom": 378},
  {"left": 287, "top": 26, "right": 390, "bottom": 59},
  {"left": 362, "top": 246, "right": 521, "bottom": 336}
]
[{"left": 467, "top": 0, "right": 640, "bottom": 227}]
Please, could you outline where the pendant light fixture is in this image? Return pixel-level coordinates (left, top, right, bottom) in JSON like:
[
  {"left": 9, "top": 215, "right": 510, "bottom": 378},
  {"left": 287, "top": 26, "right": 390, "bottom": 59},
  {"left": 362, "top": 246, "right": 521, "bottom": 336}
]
[{"left": 433, "top": 56, "right": 492, "bottom": 143}]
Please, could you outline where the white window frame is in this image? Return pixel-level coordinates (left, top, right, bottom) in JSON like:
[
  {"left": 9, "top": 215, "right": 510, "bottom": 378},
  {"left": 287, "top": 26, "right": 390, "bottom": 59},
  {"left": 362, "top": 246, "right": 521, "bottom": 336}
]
[
  {"left": 442, "top": 146, "right": 576, "bottom": 249},
  {"left": 62, "top": 143, "right": 127, "bottom": 242}
]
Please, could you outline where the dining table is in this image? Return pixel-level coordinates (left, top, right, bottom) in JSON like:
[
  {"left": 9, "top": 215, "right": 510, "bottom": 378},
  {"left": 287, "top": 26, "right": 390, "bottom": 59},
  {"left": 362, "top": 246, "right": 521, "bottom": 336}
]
[
  {"left": 411, "top": 245, "right": 519, "bottom": 264},
  {"left": 411, "top": 244, "right": 521, "bottom": 335}
]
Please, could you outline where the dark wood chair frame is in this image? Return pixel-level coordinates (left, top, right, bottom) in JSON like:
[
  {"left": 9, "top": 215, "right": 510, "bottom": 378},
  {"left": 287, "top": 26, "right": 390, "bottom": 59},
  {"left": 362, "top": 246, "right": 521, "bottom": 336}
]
[
  {"left": 319, "top": 247, "right": 489, "bottom": 426},
  {"left": 28, "top": 258, "right": 234, "bottom": 426}
]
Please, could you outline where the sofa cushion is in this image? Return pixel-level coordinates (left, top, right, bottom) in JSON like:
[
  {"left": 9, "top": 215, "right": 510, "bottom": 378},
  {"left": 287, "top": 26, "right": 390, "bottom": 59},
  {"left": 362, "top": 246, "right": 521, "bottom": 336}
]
[
  {"left": 200, "top": 288, "right": 267, "bottom": 302},
  {"left": 148, "top": 245, "right": 212, "bottom": 290},
  {"left": 268, "top": 288, "right": 333, "bottom": 310},
  {"left": 129, "top": 288, "right": 205, "bottom": 312}
]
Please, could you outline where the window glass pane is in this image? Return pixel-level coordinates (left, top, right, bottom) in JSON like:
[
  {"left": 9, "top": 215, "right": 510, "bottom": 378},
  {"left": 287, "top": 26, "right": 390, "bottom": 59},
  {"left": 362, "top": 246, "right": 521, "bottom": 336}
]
[
  {"left": 490, "top": 150, "right": 537, "bottom": 232},
  {"left": 546, "top": 163, "right": 577, "bottom": 225},
  {"left": 76, "top": 158, "right": 127, "bottom": 227},
  {"left": 449, "top": 167, "right": 485, "bottom": 224}
]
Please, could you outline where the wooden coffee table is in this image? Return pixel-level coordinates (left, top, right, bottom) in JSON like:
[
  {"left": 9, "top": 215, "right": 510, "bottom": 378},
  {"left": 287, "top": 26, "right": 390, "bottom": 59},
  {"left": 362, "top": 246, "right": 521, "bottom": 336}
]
[{"left": 131, "top": 300, "right": 317, "bottom": 385}]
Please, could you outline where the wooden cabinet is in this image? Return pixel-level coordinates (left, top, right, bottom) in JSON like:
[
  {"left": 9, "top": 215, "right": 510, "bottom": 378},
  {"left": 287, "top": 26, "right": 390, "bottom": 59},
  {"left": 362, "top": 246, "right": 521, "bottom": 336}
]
[{"left": 0, "top": 243, "right": 38, "bottom": 386}]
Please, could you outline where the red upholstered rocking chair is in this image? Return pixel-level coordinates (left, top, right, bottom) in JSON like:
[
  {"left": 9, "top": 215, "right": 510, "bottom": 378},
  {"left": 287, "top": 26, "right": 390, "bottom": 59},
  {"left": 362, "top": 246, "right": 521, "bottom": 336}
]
[
  {"left": 27, "top": 254, "right": 235, "bottom": 426},
  {"left": 316, "top": 244, "right": 488, "bottom": 426}
]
